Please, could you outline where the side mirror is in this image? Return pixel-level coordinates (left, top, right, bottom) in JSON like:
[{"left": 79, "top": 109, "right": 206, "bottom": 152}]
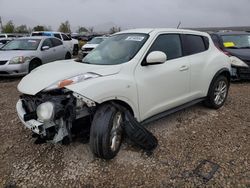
[
  {"left": 146, "top": 51, "right": 167, "bottom": 65},
  {"left": 42, "top": 46, "right": 50, "bottom": 51}
]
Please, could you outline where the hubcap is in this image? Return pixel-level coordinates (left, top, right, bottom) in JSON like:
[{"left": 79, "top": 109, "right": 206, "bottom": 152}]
[
  {"left": 110, "top": 112, "right": 123, "bottom": 152},
  {"left": 214, "top": 80, "right": 227, "bottom": 105}
]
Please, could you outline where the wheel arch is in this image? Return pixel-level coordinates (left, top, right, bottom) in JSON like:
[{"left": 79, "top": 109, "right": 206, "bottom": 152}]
[
  {"left": 30, "top": 57, "right": 42, "bottom": 65},
  {"left": 207, "top": 68, "right": 231, "bottom": 96}
]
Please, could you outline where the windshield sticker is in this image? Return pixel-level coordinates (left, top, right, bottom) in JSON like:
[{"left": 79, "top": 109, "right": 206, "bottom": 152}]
[
  {"left": 125, "top": 36, "right": 145, "bottom": 42},
  {"left": 28, "top": 40, "right": 38, "bottom": 43},
  {"left": 223, "top": 42, "right": 235, "bottom": 47}
]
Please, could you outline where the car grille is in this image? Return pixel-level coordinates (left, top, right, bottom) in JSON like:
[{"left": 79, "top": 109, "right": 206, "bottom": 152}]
[
  {"left": 238, "top": 67, "right": 250, "bottom": 79},
  {"left": 0, "top": 61, "right": 8, "bottom": 65}
]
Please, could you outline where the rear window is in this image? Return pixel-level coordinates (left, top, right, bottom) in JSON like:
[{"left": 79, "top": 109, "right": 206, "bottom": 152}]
[{"left": 183, "top": 35, "right": 208, "bottom": 55}]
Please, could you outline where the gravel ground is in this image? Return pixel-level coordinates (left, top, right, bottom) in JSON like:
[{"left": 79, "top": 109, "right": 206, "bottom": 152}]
[{"left": 0, "top": 78, "right": 249, "bottom": 188}]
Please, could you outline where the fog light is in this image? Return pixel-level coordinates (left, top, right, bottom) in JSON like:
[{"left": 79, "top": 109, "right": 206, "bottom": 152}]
[{"left": 36, "top": 102, "right": 55, "bottom": 122}]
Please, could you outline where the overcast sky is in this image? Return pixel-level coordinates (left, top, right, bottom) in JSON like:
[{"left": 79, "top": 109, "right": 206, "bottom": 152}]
[{"left": 0, "top": 0, "right": 249, "bottom": 32}]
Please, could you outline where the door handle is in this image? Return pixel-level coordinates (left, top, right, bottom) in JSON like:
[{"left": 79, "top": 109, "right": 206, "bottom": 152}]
[{"left": 179, "top": 65, "right": 189, "bottom": 71}]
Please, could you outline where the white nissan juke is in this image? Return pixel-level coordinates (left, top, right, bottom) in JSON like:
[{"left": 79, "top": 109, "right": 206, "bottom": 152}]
[{"left": 16, "top": 28, "right": 231, "bottom": 159}]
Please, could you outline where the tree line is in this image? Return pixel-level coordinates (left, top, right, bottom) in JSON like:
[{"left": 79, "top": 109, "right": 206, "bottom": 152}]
[{"left": 0, "top": 19, "right": 121, "bottom": 34}]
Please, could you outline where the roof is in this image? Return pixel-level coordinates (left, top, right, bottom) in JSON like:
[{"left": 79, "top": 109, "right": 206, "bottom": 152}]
[
  {"left": 17, "top": 36, "right": 51, "bottom": 40},
  {"left": 117, "top": 28, "right": 208, "bottom": 36}
]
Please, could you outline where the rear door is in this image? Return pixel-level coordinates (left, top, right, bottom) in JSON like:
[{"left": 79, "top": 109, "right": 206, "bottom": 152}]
[
  {"left": 182, "top": 34, "right": 210, "bottom": 99},
  {"left": 135, "top": 33, "right": 191, "bottom": 120},
  {"left": 51, "top": 38, "right": 66, "bottom": 60}
]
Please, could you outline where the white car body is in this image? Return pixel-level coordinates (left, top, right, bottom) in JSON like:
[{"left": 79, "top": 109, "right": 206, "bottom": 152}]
[{"left": 16, "top": 29, "right": 231, "bottom": 157}]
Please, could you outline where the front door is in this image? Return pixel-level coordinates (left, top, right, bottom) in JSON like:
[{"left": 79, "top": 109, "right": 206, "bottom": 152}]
[{"left": 135, "top": 34, "right": 190, "bottom": 121}]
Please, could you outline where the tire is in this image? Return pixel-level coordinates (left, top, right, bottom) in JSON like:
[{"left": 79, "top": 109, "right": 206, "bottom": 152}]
[
  {"left": 90, "top": 104, "right": 123, "bottom": 159},
  {"left": 204, "top": 75, "right": 229, "bottom": 109},
  {"left": 29, "top": 59, "right": 41, "bottom": 73},
  {"left": 123, "top": 110, "right": 158, "bottom": 151},
  {"left": 65, "top": 52, "right": 71, "bottom": 60},
  {"left": 73, "top": 45, "right": 79, "bottom": 56}
]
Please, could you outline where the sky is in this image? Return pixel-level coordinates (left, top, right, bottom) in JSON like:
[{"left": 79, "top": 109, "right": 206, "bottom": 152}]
[{"left": 0, "top": 0, "right": 250, "bottom": 32}]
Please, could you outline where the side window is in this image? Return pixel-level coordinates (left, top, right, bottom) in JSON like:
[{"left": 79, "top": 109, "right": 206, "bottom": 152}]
[
  {"left": 62, "top": 34, "right": 71, "bottom": 41},
  {"left": 148, "top": 34, "right": 182, "bottom": 60},
  {"left": 183, "top": 35, "right": 207, "bottom": 55},
  {"left": 42, "top": 38, "right": 53, "bottom": 48},
  {"left": 51, "top": 38, "right": 63, "bottom": 47},
  {"left": 54, "top": 34, "right": 62, "bottom": 40}
]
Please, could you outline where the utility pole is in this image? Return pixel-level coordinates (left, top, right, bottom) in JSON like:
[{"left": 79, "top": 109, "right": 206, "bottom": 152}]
[{"left": 0, "top": 16, "right": 3, "bottom": 32}]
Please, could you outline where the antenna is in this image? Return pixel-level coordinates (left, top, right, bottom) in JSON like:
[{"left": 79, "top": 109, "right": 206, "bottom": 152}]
[{"left": 177, "top": 21, "right": 181, "bottom": 29}]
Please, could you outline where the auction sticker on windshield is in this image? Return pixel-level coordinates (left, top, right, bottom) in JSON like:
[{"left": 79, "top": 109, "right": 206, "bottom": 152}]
[
  {"left": 125, "top": 36, "right": 145, "bottom": 42},
  {"left": 223, "top": 42, "right": 235, "bottom": 48}
]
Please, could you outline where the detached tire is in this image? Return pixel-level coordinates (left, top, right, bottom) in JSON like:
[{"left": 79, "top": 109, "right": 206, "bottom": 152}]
[
  {"left": 29, "top": 59, "right": 41, "bottom": 73},
  {"left": 90, "top": 104, "right": 123, "bottom": 159},
  {"left": 204, "top": 75, "right": 229, "bottom": 109}
]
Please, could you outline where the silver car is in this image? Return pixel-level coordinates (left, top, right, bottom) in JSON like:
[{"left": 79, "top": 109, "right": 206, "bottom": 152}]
[{"left": 0, "top": 36, "right": 72, "bottom": 76}]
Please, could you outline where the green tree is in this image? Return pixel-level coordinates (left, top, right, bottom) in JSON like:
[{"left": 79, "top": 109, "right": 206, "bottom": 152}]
[
  {"left": 78, "top": 26, "right": 88, "bottom": 33},
  {"left": 58, "top": 20, "right": 71, "bottom": 33},
  {"left": 15, "top": 25, "right": 28, "bottom": 33},
  {"left": 33, "top": 25, "right": 45, "bottom": 31},
  {"left": 2, "top": 21, "right": 15, "bottom": 33},
  {"left": 109, "top": 26, "right": 121, "bottom": 34}
]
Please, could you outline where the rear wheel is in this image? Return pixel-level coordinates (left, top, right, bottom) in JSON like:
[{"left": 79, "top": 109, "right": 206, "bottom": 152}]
[
  {"left": 90, "top": 104, "right": 123, "bottom": 159},
  {"left": 29, "top": 59, "right": 41, "bottom": 73},
  {"left": 204, "top": 75, "right": 229, "bottom": 109}
]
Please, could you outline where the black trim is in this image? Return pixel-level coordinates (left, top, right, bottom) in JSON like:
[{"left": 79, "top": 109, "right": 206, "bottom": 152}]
[{"left": 141, "top": 98, "right": 205, "bottom": 125}]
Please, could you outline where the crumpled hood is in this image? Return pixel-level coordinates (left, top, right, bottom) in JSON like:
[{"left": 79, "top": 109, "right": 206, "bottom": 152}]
[
  {"left": 18, "top": 60, "right": 122, "bottom": 95},
  {"left": 0, "top": 50, "right": 34, "bottom": 61}
]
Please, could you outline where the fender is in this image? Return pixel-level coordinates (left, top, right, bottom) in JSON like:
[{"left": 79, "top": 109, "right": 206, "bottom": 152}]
[{"left": 207, "top": 67, "right": 231, "bottom": 96}]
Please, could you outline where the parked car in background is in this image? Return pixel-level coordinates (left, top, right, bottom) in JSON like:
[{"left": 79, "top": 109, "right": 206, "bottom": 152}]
[
  {"left": 16, "top": 29, "right": 231, "bottom": 159},
  {"left": 0, "top": 38, "right": 13, "bottom": 48},
  {"left": 0, "top": 36, "right": 71, "bottom": 76},
  {"left": 31, "top": 31, "right": 79, "bottom": 55},
  {"left": 0, "top": 33, "right": 16, "bottom": 38},
  {"left": 211, "top": 31, "right": 250, "bottom": 80},
  {"left": 80, "top": 36, "right": 108, "bottom": 58}
]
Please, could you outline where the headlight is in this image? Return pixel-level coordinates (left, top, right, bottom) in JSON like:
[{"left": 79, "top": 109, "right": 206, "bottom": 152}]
[
  {"left": 9, "top": 56, "right": 30, "bottom": 64},
  {"left": 229, "top": 56, "right": 249, "bottom": 68},
  {"left": 36, "top": 102, "right": 55, "bottom": 122},
  {"left": 44, "top": 72, "right": 101, "bottom": 91}
]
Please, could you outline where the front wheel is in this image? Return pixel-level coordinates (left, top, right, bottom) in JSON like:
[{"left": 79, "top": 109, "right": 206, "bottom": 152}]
[
  {"left": 89, "top": 104, "right": 123, "bottom": 159},
  {"left": 204, "top": 75, "right": 229, "bottom": 109}
]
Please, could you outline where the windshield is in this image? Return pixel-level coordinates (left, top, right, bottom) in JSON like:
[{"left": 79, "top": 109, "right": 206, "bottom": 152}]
[
  {"left": 222, "top": 35, "right": 250, "bottom": 49},
  {"left": 88, "top": 37, "right": 106, "bottom": 44},
  {"left": 82, "top": 33, "right": 148, "bottom": 65},
  {"left": 1, "top": 39, "right": 41, "bottom": 50}
]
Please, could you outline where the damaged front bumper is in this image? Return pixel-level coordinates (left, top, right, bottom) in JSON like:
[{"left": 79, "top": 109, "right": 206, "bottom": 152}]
[{"left": 16, "top": 90, "right": 96, "bottom": 143}]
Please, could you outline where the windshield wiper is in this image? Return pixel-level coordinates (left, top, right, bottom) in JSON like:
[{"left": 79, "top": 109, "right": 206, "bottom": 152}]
[{"left": 82, "top": 61, "right": 91, "bottom": 64}]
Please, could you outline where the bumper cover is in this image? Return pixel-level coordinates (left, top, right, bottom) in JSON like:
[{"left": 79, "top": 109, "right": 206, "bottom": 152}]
[{"left": 16, "top": 100, "right": 44, "bottom": 135}]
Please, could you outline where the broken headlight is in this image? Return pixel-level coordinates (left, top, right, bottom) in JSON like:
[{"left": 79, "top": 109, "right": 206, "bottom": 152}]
[
  {"left": 36, "top": 102, "right": 55, "bottom": 122},
  {"left": 44, "top": 72, "right": 101, "bottom": 91}
]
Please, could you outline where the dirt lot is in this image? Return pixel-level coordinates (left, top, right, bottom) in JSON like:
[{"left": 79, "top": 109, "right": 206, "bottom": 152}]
[{"left": 0, "top": 78, "right": 249, "bottom": 188}]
